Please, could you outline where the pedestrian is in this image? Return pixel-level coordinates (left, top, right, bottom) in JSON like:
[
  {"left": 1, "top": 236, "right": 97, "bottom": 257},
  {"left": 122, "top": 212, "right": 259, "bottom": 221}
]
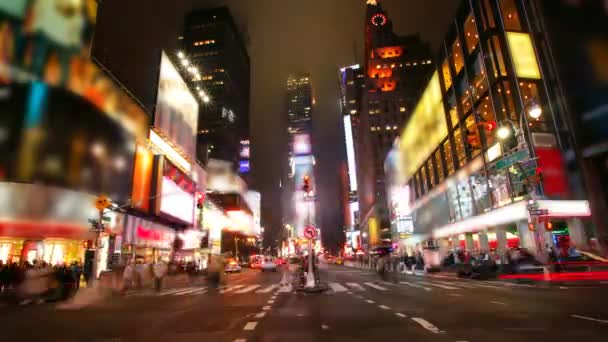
[
  {"left": 121, "top": 261, "right": 134, "bottom": 293},
  {"left": 153, "top": 261, "right": 167, "bottom": 292},
  {"left": 71, "top": 261, "right": 82, "bottom": 289}
]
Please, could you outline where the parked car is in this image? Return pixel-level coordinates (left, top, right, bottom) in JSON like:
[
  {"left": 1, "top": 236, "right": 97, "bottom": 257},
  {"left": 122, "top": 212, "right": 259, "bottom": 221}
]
[
  {"left": 225, "top": 259, "right": 242, "bottom": 273},
  {"left": 261, "top": 257, "right": 277, "bottom": 272},
  {"left": 275, "top": 258, "right": 286, "bottom": 265}
]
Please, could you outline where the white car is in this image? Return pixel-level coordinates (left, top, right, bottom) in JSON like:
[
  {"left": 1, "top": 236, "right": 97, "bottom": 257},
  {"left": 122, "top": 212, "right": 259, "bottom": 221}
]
[{"left": 260, "top": 257, "right": 277, "bottom": 272}]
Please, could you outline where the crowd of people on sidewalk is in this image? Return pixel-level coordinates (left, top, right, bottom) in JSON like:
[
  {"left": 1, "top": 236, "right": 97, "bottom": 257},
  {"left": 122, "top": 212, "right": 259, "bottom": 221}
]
[{"left": 0, "top": 260, "right": 90, "bottom": 305}]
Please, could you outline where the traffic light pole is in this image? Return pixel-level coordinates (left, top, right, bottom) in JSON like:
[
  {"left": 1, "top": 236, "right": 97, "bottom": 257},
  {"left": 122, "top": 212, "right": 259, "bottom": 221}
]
[{"left": 91, "top": 209, "right": 104, "bottom": 286}]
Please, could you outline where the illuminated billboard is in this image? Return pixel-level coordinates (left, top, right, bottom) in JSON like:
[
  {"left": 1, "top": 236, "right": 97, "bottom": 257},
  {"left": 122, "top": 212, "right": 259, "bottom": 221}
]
[
  {"left": 240, "top": 140, "right": 250, "bottom": 159},
  {"left": 506, "top": 32, "right": 542, "bottom": 80},
  {"left": 159, "top": 176, "right": 195, "bottom": 225},
  {"left": 155, "top": 51, "right": 199, "bottom": 157},
  {"left": 131, "top": 144, "right": 154, "bottom": 212},
  {"left": 239, "top": 160, "right": 250, "bottom": 174},
  {"left": 343, "top": 115, "right": 358, "bottom": 192},
  {"left": 293, "top": 134, "right": 312, "bottom": 155},
  {"left": 399, "top": 71, "right": 447, "bottom": 180}
]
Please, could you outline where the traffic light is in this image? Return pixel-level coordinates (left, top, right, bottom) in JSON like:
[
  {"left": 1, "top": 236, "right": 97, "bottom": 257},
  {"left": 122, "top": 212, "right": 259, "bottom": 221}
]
[{"left": 545, "top": 220, "right": 554, "bottom": 231}]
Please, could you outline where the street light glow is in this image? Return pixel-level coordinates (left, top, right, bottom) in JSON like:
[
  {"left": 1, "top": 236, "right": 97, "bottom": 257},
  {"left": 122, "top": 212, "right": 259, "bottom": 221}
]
[
  {"left": 177, "top": 51, "right": 184, "bottom": 59},
  {"left": 203, "top": 95, "right": 210, "bottom": 103},
  {"left": 497, "top": 125, "right": 512, "bottom": 140},
  {"left": 181, "top": 59, "right": 189, "bottom": 66},
  {"left": 528, "top": 103, "right": 542, "bottom": 119}
]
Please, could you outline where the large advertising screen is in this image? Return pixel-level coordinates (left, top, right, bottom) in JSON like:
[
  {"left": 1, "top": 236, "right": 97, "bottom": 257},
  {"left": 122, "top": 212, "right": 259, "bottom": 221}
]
[
  {"left": 155, "top": 51, "right": 199, "bottom": 158},
  {"left": 159, "top": 177, "right": 195, "bottom": 225},
  {"left": 399, "top": 72, "right": 447, "bottom": 181},
  {"left": 293, "top": 134, "right": 312, "bottom": 155}
]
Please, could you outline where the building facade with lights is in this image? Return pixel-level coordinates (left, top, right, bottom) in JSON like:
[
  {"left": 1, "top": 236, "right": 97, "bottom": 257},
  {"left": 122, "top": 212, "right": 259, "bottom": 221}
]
[
  {"left": 357, "top": 1, "right": 434, "bottom": 250},
  {"left": 182, "top": 7, "right": 251, "bottom": 167},
  {"left": 388, "top": 0, "right": 596, "bottom": 261}
]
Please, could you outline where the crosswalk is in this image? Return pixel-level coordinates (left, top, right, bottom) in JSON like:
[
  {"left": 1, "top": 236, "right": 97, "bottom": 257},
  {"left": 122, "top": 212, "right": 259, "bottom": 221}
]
[{"left": 126, "top": 278, "right": 544, "bottom": 299}]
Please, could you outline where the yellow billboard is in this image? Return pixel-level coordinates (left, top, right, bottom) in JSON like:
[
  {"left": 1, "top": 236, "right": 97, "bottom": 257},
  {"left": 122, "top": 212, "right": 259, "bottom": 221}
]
[
  {"left": 399, "top": 71, "right": 447, "bottom": 181},
  {"left": 506, "top": 32, "right": 542, "bottom": 79}
]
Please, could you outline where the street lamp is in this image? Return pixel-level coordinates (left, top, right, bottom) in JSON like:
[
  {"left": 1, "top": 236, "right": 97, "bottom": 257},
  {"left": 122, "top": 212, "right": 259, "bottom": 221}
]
[{"left": 496, "top": 101, "right": 543, "bottom": 143}]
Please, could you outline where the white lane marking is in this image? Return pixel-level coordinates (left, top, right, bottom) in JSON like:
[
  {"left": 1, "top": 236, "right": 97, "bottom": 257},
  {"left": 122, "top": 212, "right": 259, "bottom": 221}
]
[
  {"left": 255, "top": 312, "right": 266, "bottom": 318},
  {"left": 346, "top": 282, "right": 366, "bottom": 291},
  {"left": 268, "top": 300, "right": 275, "bottom": 304},
  {"left": 433, "top": 280, "right": 476, "bottom": 289},
  {"left": 233, "top": 339, "right": 246, "bottom": 342},
  {"left": 421, "top": 282, "right": 459, "bottom": 290},
  {"left": 559, "top": 286, "right": 568, "bottom": 290},
  {"left": 220, "top": 284, "right": 245, "bottom": 294},
  {"left": 173, "top": 288, "right": 205, "bottom": 296},
  {"left": 400, "top": 281, "right": 432, "bottom": 291},
  {"left": 262, "top": 306, "right": 271, "bottom": 310},
  {"left": 364, "top": 282, "right": 388, "bottom": 291},
  {"left": 321, "top": 324, "right": 330, "bottom": 330},
  {"left": 395, "top": 313, "right": 407, "bottom": 318},
  {"left": 328, "top": 282, "right": 349, "bottom": 292},
  {"left": 243, "top": 322, "right": 258, "bottom": 331},
  {"left": 234, "top": 285, "right": 261, "bottom": 294},
  {"left": 450, "top": 293, "right": 463, "bottom": 297},
  {"left": 158, "top": 288, "right": 193, "bottom": 296},
  {"left": 466, "top": 282, "right": 502, "bottom": 289},
  {"left": 571, "top": 314, "right": 608, "bottom": 323},
  {"left": 190, "top": 288, "right": 208, "bottom": 295},
  {"left": 365, "top": 300, "right": 375, "bottom": 304},
  {"left": 490, "top": 301, "right": 507, "bottom": 305},
  {"left": 378, "top": 305, "right": 391, "bottom": 310},
  {"left": 411, "top": 317, "right": 441, "bottom": 334},
  {"left": 255, "top": 284, "right": 279, "bottom": 293},
  {"left": 347, "top": 291, "right": 353, "bottom": 295}
]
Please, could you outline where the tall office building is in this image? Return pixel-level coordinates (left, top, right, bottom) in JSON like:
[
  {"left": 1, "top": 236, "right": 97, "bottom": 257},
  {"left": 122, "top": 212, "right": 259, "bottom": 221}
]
[
  {"left": 182, "top": 7, "right": 250, "bottom": 168},
  {"left": 358, "top": 0, "right": 434, "bottom": 247},
  {"left": 282, "top": 74, "right": 317, "bottom": 237}
]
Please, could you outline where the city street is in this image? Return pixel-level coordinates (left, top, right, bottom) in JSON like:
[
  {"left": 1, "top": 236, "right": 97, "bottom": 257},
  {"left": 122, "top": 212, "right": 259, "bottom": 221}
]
[{"left": 1, "top": 264, "right": 607, "bottom": 342}]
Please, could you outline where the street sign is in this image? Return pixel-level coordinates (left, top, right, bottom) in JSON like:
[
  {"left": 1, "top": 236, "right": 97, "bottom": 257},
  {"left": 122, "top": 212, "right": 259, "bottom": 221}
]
[
  {"left": 529, "top": 209, "right": 549, "bottom": 216},
  {"left": 95, "top": 195, "right": 112, "bottom": 211},
  {"left": 495, "top": 149, "right": 529, "bottom": 170},
  {"left": 303, "top": 225, "right": 317, "bottom": 240}
]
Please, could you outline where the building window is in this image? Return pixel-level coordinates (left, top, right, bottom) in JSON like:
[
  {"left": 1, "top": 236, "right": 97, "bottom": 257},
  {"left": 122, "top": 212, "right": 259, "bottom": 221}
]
[
  {"left": 463, "top": 14, "right": 480, "bottom": 54},
  {"left": 457, "top": 76, "right": 473, "bottom": 115},
  {"left": 481, "top": 0, "right": 496, "bottom": 29},
  {"left": 488, "top": 36, "right": 508, "bottom": 78},
  {"left": 453, "top": 128, "right": 466, "bottom": 167},
  {"left": 435, "top": 149, "right": 445, "bottom": 183},
  {"left": 470, "top": 54, "right": 489, "bottom": 99},
  {"left": 494, "top": 81, "right": 517, "bottom": 122},
  {"left": 499, "top": 0, "right": 522, "bottom": 31},
  {"left": 399, "top": 107, "right": 406, "bottom": 112},
  {"left": 193, "top": 39, "right": 216, "bottom": 46},
  {"left": 428, "top": 159, "right": 436, "bottom": 188},
  {"left": 442, "top": 59, "right": 453, "bottom": 91},
  {"left": 448, "top": 94, "right": 459, "bottom": 128},
  {"left": 443, "top": 140, "right": 455, "bottom": 175},
  {"left": 465, "top": 114, "right": 481, "bottom": 158},
  {"left": 451, "top": 39, "right": 465, "bottom": 75},
  {"left": 477, "top": 96, "right": 498, "bottom": 147},
  {"left": 420, "top": 166, "right": 428, "bottom": 195}
]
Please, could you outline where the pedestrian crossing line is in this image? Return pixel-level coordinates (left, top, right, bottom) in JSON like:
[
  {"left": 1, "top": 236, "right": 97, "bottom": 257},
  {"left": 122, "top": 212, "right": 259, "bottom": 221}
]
[
  {"left": 256, "top": 284, "right": 279, "bottom": 293},
  {"left": 400, "top": 281, "right": 432, "bottom": 292},
  {"left": 329, "top": 282, "right": 349, "bottom": 292},
  {"left": 346, "top": 283, "right": 366, "bottom": 291},
  {"left": 161, "top": 287, "right": 197, "bottom": 296},
  {"left": 432, "top": 280, "right": 477, "bottom": 289},
  {"left": 219, "top": 284, "right": 245, "bottom": 294},
  {"left": 364, "top": 282, "right": 388, "bottom": 291},
  {"left": 175, "top": 287, "right": 207, "bottom": 296},
  {"left": 234, "top": 285, "right": 261, "bottom": 294},
  {"left": 420, "top": 282, "right": 459, "bottom": 290}
]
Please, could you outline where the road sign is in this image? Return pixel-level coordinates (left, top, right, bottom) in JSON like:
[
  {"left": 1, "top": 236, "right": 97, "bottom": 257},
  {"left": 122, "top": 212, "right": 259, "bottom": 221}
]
[
  {"left": 529, "top": 209, "right": 549, "bottom": 216},
  {"left": 495, "top": 149, "right": 529, "bottom": 170},
  {"left": 303, "top": 225, "right": 317, "bottom": 240},
  {"left": 95, "top": 195, "right": 112, "bottom": 211}
]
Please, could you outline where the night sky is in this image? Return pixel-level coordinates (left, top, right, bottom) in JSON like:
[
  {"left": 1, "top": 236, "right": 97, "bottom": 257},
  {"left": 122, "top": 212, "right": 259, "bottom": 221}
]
[{"left": 96, "top": 0, "right": 459, "bottom": 249}]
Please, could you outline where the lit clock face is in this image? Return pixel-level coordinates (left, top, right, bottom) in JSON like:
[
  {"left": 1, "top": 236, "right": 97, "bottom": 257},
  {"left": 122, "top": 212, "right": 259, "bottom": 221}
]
[{"left": 371, "top": 13, "right": 387, "bottom": 26}]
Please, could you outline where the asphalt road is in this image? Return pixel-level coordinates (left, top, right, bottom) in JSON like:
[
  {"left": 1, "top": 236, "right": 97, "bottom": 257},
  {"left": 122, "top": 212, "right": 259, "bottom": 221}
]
[{"left": 0, "top": 264, "right": 607, "bottom": 342}]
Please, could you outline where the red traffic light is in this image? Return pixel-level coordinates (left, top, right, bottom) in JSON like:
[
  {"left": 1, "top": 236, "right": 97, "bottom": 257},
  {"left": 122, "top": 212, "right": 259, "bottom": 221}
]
[
  {"left": 545, "top": 221, "right": 554, "bottom": 231},
  {"left": 485, "top": 121, "right": 496, "bottom": 131}
]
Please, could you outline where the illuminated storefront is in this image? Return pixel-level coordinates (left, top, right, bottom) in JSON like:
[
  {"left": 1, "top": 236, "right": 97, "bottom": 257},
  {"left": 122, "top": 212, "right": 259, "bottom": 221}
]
[
  {"left": 390, "top": 0, "right": 594, "bottom": 258},
  {"left": 121, "top": 216, "right": 176, "bottom": 263}
]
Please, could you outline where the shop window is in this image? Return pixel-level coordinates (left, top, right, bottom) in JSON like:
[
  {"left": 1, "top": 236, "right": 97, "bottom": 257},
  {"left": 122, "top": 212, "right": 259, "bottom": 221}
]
[
  {"left": 458, "top": 178, "right": 474, "bottom": 219},
  {"left": 494, "top": 81, "right": 517, "bottom": 122},
  {"left": 476, "top": 96, "right": 498, "bottom": 147},
  {"left": 448, "top": 94, "right": 459, "bottom": 128},
  {"left": 465, "top": 114, "right": 482, "bottom": 158},
  {"left": 499, "top": 0, "right": 522, "bottom": 31},
  {"left": 488, "top": 168, "right": 512, "bottom": 207},
  {"left": 447, "top": 181, "right": 462, "bottom": 221},
  {"left": 463, "top": 14, "right": 480, "bottom": 54},
  {"left": 481, "top": 0, "right": 496, "bottom": 29},
  {"left": 518, "top": 81, "right": 551, "bottom": 132},
  {"left": 451, "top": 39, "right": 465, "bottom": 75},
  {"left": 420, "top": 166, "right": 428, "bottom": 195},
  {"left": 444, "top": 140, "right": 455, "bottom": 175},
  {"left": 435, "top": 149, "right": 445, "bottom": 183},
  {"left": 442, "top": 59, "right": 453, "bottom": 91},
  {"left": 453, "top": 128, "right": 466, "bottom": 167},
  {"left": 457, "top": 76, "right": 473, "bottom": 115},
  {"left": 470, "top": 170, "right": 492, "bottom": 214}
]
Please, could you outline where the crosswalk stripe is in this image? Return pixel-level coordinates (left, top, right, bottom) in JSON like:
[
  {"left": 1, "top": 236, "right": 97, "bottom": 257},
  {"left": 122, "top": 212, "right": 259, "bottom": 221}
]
[
  {"left": 174, "top": 288, "right": 206, "bottom": 296},
  {"left": 160, "top": 287, "right": 196, "bottom": 296},
  {"left": 256, "top": 284, "right": 279, "bottom": 293},
  {"left": 421, "top": 282, "right": 459, "bottom": 290},
  {"left": 432, "top": 280, "right": 476, "bottom": 289},
  {"left": 234, "top": 285, "right": 261, "bottom": 294},
  {"left": 329, "top": 282, "right": 348, "bottom": 292},
  {"left": 364, "top": 282, "right": 388, "bottom": 291},
  {"left": 346, "top": 282, "right": 366, "bottom": 291},
  {"left": 400, "top": 281, "right": 432, "bottom": 291},
  {"left": 219, "top": 284, "right": 245, "bottom": 294}
]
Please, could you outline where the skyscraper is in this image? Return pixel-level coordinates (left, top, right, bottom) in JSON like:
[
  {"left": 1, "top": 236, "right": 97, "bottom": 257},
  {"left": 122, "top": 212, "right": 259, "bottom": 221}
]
[
  {"left": 283, "top": 74, "right": 317, "bottom": 237},
  {"left": 182, "top": 7, "right": 250, "bottom": 168},
  {"left": 358, "top": 1, "right": 434, "bottom": 247}
]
